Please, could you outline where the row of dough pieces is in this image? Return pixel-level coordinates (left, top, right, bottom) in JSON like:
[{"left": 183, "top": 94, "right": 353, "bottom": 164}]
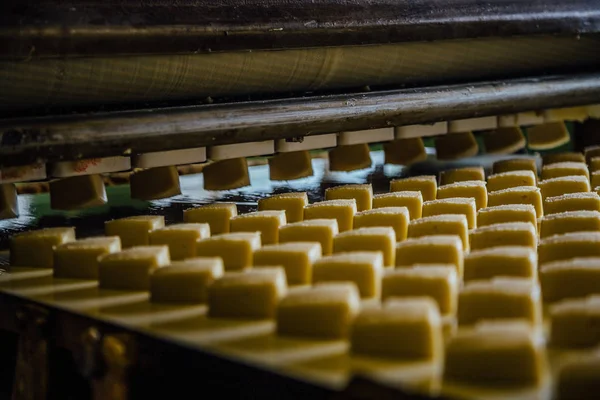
[
  {"left": 0, "top": 118, "right": 595, "bottom": 217},
  {"left": 8, "top": 176, "right": 600, "bottom": 391}
]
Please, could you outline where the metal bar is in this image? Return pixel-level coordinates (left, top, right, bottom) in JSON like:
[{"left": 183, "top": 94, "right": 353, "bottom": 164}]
[
  {"left": 1, "top": 73, "right": 600, "bottom": 167},
  {"left": 1, "top": 0, "right": 600, "bottom": 59}
]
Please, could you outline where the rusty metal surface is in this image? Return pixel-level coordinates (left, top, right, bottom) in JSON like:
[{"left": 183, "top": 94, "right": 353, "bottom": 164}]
[
  {"left": 2, "top": 0, "right": 600, "bottom": 59},
  {"left": 1, "top": 73, "right": 599, "bottom": 167}
]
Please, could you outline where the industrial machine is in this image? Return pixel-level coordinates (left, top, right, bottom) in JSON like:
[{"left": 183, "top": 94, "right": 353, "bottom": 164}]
[{"left": 1, "top": 0, "right": 600, "bottom": 399}]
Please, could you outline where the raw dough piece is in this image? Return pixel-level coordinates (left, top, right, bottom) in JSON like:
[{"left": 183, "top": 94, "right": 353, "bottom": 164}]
[
  {"left": 540, "top": 210, "right": 600, "bottom": 238},
  {"left": 278, "top": 218, "right": 338, "bottom": 256},
  {"left": 183, "top": 203, "right": 237, "bottom": 234},
  {"left": 353, "top": 207, "right": 409, "bottom": 240},
  {"left": 10, "top": 227, "right": 75, "bottom": 268},
  {"left": 325, "top": 184, "right": 373, "bottom": 212},
  {"left": 448, "top": 116, "right": 497, "bottom": 132},
  {"left": 550, "top": 296, "right": 600, "bottom": 347},
  {"left": 477, "top": 204, "right": 537, "bottom": 228},
  {"left": 149, "top": 257, "right": 224, "bottom": 303},
  {"left": 538, "top": 176, "right": 590, "bottom": 200},
  {"left": 542, "top": 152, "right": 585, "bottom": 166},
  {"left": 372, "top": 191, "right": 423, "bottom": 220},
  {"left": 0, "top": 183, "right": 18, "bottom": 219},
  {"left": 383, "top": 138, "right": 427, "bottom": 166},
  {"left": 390, "top": 175, "right": 437, "bottom": 201},
  {"left": 328, "top": 144, "right": 372, "bottom": 172},
  {"left": 54, "top": 236, "right": 121, "bottom": 279},
  {"left": 276, "top": 283, "right": 360, "bottom": 339},
  {"left": 268, "top": 151, "right": 314, "bottom": 181},
  {"left": 149, "top": 223, "right": 211, "bottom": 260},
  {"left": 395, "top": 235, "right": 464, "bottom": 277},
  {"left": 49, "top": 174, "right": 107, "bottom": 210},
  {"left": 435, "top": 132, "right": 479, "bottom": 160},
  {"left": 207, "top": 267, "right": 287, "bottom": 319},
  {"left": 130, "top": 166, "right": 181, "bottom": 200},
  {"left": 488, "top": 186, "right": 543, "bottom": 218},
  {"left": 541, "top": 162, "right": 589, "bottom": 181},
  {"left": 538, "top": 232, "right": 600, "bottom": 265},
  {"left": 543, "top": 192, "right": 600, "bottom": 215},
  {"left": 439, "top": 167, "right": 485, "bottom": 186},
  {"left": 382, "top": 266, "right": 458, "bottom": 315},
  {"left": 258, "top": 192, "right": 308, "bottom": 223},
  {"left": 350, "top": 297, "right": 442, "bottom": 360},
  {"left": 543, "top": 107, "right": 588, "bottom": 123},
  {"left": 408, "top": 214, "right": 469, "bottom": 251},
  {"left": 527, "top": 122, "right": 571, "bottom": 150},
  {"left": 422, "top": 198, "right": 476, "bottom": 229},
  {"left": 458, "top": 278, "right": 542, "bottom": 326},
  {"left": 470, "top": 222, "right": 537, "bottom": 251},
  {"left": 98, "top": 245, "right": 170, "bottom": 290},
  {"left": 253, "top": 242, "right": 322, "bottom": 285},
  {"left": 486, "top": 170, "right": 537, "bottom": 192},
  {"left": 436, "top": 180, "right": 487, "bottom": 210},
  {"left": 464, "top": 246, "right": 537, "bottom": 282},
  {"left": 303, "top": 200, "right": 356, "bottom": 232},
  {"left": 556, "top": 349, "right": 600, "bottom": 400},
  {"left": 105, "top": 215, "right": 165, "bottom": 248},
  {"left": 230, "top": 210, "right": 287, "bottom": 244},
  {"left": 482, "top": 127, "right": 526, "bottom": 154},
  {"left": 196, "top": 232, "right": 261, "bottom": 271},
  {"left": 333, "top": 227, "right": 396, "bottom": 266},
  {"left": 203, "top": 158, "right": 250, "bottom": 190},
  {"left": 313, "top": 252, "right": 384, "bottom": 298},
  {"left": 540, "top": 258, "right": 600, "bottom": 302},
  {"left": 492, "top": 158, "right": 538, "bottom": 176}
]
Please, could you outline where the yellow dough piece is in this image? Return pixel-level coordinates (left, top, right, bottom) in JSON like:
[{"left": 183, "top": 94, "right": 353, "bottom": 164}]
[
  {"left": 382, "top": 266, "right": 458, "bottom": 315},
  {"left": 486, "top": 170, "right": 537, "bottom": 192},
  {"left": 422, "top": 198, "right": 476, "bottom": 229},
  {"left": 10, "top": 227, "right": 76, "bottom": 268},
  {"left": 257, "top": 192, "right": 308, "bottom": 223},
  {"left": 148, "top": 223, "right": 211, "bottom": 260},
  {"left": 469, "top": 222, "right": 537, "bottom": 251},
  {"left": 333, "top": 227, "right": 396, "bottom": 266},
  {"left": 482, "top": 127, "right": 526, "bottom": 154},
  {"left": 539, "top": 175, "right": 590, "bottom": 200},
  {"left": 196, "top": 232, "right": 260, "bottom": 271},
  {"left": 591, "top": 171, "right": 600, "bottom": 190},
  {"left": 492, "top": 158, "right": 538, "bottom": 176},
  {"left": 372, "top": 191, "right": 423, "bottom": 220},
  {"left": 253, "top": 242, "right": 322, "bottom": 285},
  {"left": 207, "top": 267, "right": 287, "bottom": 319},
  {"left": 130, "top": 166, "right": 181, "bottom": 200},
  {"left": 278, "top": 219, "right": 338, "bottom": 255},
  {"left": 395, "top": 235, "right": 464, "bottom": 277},
  {"left": 98, "top": 245, "right": 170, "bottom": 290},
  {"left": 149, "top": 257, "right": 224, "bottom": 303},
  {"left": 383, "top": 138, "right": 427, "bottom": 165},
  {"left": 408, "top": 214, "right": 469, "bottom": 251},
  {"left": 550, "top": 295, "right": 600, "bottom": 347},
  {"left": 0, "top": 183, "right": 18, "bottom": 220},
  {"left": 203, "top": 158, "right": 250, "bottom": 190},
  {"left": 477, "top": 204, "right": 537, "bottom": 229},
  {"left": 542, "top": 152, "right": 585, "bottom": 166},
  {"left": 230, "top": 210, "right": 286, "bottom": 244},
  {"left": 313, "top": 252, "right": 384, "bottom": 298},
  {"left": 435, "top": 132, "right": 479, "bottom": 160},
  {"left": 353, "top": 207, "right": 409, "bottom": 241},
  {"left": 488, "top": 186, "right": 543, "bottom": 218},
  {"left": 585, "top": 145, "right": 600, "bottom": 165},
  {"left": 276, "top": 282, "right": 360, "bottom": 339},
  {"left": 444, "top": 321, "right": 546, "bottom": 386},
  {"left": 350, "top": 297, "right": 443, "bottom": 360},
  {"left": 590, "top": 156, "right": 600, "bottom": 172},
  {"left": 527, "top": 122, "right": 571, "bottom": 150},
  {"left": 538, "top": 232, "right": 600, "bottom": 265},
  {"left": 268, "top": 151, "right": 313, "bottom": 181},
  {"left": 325, "top": 184, "right": 373, "bottom": 212},
  {"left": 105, "top": 215, "right": 165, "bottom": 248},
  {"left": 540, "top": 258, "right": 600, "bottom": 302},
  {"left": 183, "top": 202, "right": 238, "bottom": 234},
  {"left": 543, "top": 107, "right": 589, "bottom": 123},
  {"left": 544, "top": 192, "right": 600, "bottom": 215},
  {"left": 303, "top": 199, "right": 356, "bottom": 232},
  {"left": 464, "top": 246, "right": 537, "bottom": 282},
  {"left": 540, "top": 210, "right": 600, "bottom": 238},
  {"left": 54, "top": 236, "right": 121, "bottom": 279},
  {"left": 556, "top": 349, "right": 600, "bottom": 400},
  {"left": 390, "top": 175, "right": 437, "bottom": 201},
  {"left": 541, "top": 162, "right": 589, "bottom": 181},
  {"left": 328, "top": 144, "right": 372, "bottom": 172},
  {"left": 49, "top": 174, "right": 107, "bottom": 210},
  {"left": 439, "top": 167, "right": 485, "bottom": 186},
  {"left": 458, "top": 278, "right": 542, "bottom": 326},
  {"left": 437, "top": 180, "right": 488, "bottom": 210}
]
